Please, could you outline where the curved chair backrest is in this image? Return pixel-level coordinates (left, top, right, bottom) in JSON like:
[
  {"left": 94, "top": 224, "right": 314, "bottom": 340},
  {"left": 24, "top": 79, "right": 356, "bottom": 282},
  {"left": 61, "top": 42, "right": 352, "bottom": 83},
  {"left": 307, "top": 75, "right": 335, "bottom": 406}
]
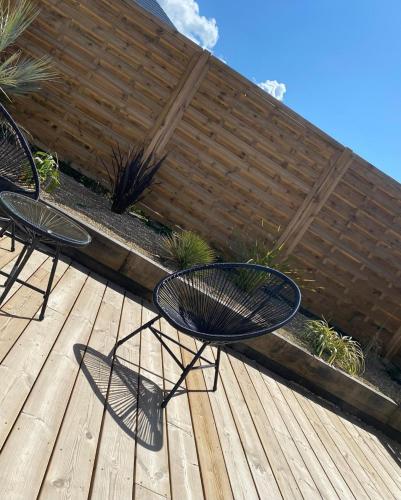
[
  {"left": 0, "top": 103, "right": 40, "bottom": 199},
  {"left": 154, "top": 263, "right": 301, "bottom": 343}
]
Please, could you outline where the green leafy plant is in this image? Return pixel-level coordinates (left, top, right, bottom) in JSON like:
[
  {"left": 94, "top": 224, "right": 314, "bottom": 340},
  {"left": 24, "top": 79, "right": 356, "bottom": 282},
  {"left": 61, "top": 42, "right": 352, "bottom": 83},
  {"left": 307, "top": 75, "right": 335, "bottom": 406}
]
[
  {"left": 234, "top": 238, "right": 318, "bottom": 292},
  {"left": 162, "top": 231, "right": 216, "bottom": 269},
  {"left": 33, "top": 150, "right": 60, "bottom": 193},
  {"left": 103, "top": 143, "right": 165, "bottom": 215},
  {"left": 300, "top": 318, "right": 365, "bottom": 375},
  {"left": 0, "top": 0, "right": 55, "bottom": 98}
]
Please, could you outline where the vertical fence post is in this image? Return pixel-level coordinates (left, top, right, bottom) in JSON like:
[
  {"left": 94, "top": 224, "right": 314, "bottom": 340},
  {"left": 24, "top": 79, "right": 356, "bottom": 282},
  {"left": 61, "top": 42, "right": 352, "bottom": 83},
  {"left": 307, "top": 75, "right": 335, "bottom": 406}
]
[
  {"left": 144, "top": 50, "right": 210, "bottom": 159},
  {"left": 277, "top": 147, "right": 354, "bottom": 256},
  {"left": 385, "top": 325, "right": 401, "bottom": 360}
]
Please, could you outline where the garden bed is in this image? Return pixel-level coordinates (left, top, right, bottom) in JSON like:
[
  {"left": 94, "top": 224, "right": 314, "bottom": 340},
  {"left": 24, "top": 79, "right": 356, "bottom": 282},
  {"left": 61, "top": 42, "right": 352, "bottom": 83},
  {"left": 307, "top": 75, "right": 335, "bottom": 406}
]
[
  {"left": 44, "top": 173, "right": 401, "bottom": 438},
  {"left": 42, "top": 172, "right": 168, "bottom": 260}
]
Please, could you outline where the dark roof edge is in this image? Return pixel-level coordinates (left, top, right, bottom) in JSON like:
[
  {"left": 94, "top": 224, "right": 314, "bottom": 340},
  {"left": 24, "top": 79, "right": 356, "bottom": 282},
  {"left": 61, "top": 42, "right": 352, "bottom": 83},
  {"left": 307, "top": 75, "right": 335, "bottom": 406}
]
[{"left": 133, "top": 0, "right": 175, "bottom": 29}]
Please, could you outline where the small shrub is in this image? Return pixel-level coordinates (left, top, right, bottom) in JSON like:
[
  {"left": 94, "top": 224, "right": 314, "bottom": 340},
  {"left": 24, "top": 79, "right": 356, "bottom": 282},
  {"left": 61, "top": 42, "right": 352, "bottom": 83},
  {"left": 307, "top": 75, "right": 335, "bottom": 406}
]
[
  {"left": 235, "top": 238, "right": 317, "bottom": 292},
  {"left": 104, "top": 143, "right": 165, "bottom": 214},
  {"left": 162, "top": 231, "right": 216, "bottom": 269},
  {"left": 33, "top": 150, "right": 60, "bottom": 193},
  {"left": 300, "top": 318, "right": 365, "bottom": 375}
]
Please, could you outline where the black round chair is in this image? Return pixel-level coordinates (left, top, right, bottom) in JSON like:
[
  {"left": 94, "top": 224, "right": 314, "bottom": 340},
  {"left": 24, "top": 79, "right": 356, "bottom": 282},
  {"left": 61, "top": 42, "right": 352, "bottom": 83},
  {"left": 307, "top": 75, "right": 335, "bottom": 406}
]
[
  {"left": 116, "top": 263, "right": 301, "bottom": 408},
  {"left": 0, "top": 102, "right": 40, "bottom": 250},
  {"left": 0, "top": 192, "right": 91, "bottom": 320}
]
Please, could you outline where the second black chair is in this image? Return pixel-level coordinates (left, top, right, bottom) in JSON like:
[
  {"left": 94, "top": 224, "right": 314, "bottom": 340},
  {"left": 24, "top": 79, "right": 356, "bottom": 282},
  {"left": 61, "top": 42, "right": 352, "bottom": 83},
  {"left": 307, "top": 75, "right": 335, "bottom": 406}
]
[{"left": 0, "top": 102, "right": 40, "bottom": 251}]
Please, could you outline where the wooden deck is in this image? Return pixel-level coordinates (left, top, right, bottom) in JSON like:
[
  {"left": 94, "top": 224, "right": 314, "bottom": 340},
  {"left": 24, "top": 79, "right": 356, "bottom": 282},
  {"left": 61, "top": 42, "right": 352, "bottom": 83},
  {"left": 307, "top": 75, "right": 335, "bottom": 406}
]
[{"left": 0, "top": 241, "right": 400, "bottom": 499}]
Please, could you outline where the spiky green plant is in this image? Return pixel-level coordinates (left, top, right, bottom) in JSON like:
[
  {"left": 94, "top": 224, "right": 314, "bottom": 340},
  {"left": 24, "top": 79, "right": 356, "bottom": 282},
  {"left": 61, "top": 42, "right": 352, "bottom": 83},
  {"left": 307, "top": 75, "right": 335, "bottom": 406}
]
[
  {"left": 162, "top": 231, "right": 216, "bottom": 270},
  {"left": 300, "top": 318, "right": 365, "bottom": 375},
  {"left": 0, "top": 0, "right": 55, "bottom": 98},
  {"left": 235, "top": 238, "right": 317, "bottom": 292}
]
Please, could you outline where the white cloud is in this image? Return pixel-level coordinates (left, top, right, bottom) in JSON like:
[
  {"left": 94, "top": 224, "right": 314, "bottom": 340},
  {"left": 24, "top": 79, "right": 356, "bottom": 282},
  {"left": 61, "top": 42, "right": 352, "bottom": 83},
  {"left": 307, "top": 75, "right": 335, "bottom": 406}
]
[
  {"left": 258, "top": 80, "right": 287, "bottom": 101},
  {"left": 159, "top": 0, "right": 218, "bottom": 50}
]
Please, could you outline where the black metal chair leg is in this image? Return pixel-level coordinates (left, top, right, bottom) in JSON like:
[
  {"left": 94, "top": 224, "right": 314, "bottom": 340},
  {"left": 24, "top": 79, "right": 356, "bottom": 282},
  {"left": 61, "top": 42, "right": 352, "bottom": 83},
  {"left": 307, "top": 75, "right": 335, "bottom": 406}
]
[
  {"left": 10, "top": 221, "right": 15, "bottom": 252},
  {"left": 0, "top": 242, "right": 35, "bottom": 305},
  {"left": 114, "top": 315, "right": 161, "bottom": 352},
  {"left": 212, "top": 346, "right": 221, "bottom": 391},
  {"left": 39, "top": 246, "right": 60, "bottom": 320},
  {"left": 161, "top": 342, "right": 209, "bottom": 408},
  {"left": 0, "top": 220, "right": 10, "bottom": 238},
  {"left": 0, "top": 220, "right": 16, "bottom": 252},
  {"left": 4, "top": 244, "right": 28, "bottom": 287}
]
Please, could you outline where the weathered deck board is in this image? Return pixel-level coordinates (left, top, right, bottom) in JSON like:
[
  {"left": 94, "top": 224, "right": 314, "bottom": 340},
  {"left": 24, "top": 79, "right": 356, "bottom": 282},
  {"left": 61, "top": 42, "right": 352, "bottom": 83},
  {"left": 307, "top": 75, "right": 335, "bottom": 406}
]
[
  {"left": 200, "top": 343, "right": 259, "bottom": 500},
  {"left": 273, "top": 378, "right": 361, "bottom": 498},
  {"left": 310, "top": 397, "right": 393, "bottom": 499},
  {"left": 0, "top": 245, "right": 399, "bottom": 500},
  {"left": 134, "top": 305, "right": 170, "bottom": 499},
  {"left": 243, "top": 359, "right": 321, "bottom": 500},
  {"left": 0, "top": 271, "right": 106, "bottom": 499},
  {"left": 216, "top": 349, "right": 282, "bottom": 499},
  {"left": 40, "top": 283, "right": 124, "bottom": 499},
  {"left": 290, "top": 389, "right": 368, "bottom": 499},
  {"left": 227, "top": 353, "right": 303, "bottom": 499},
  {"left": 0, "top": 264, "right": 88, "bottom": 449},
  {"left": 89, "top": 292, "right": 142, "bottom": 500},
  {"left": 179, "top": 333, "right": 233, "bottom": 500},
  {"left": 161, "top": 320, "right": 204, "bottom": 500}
]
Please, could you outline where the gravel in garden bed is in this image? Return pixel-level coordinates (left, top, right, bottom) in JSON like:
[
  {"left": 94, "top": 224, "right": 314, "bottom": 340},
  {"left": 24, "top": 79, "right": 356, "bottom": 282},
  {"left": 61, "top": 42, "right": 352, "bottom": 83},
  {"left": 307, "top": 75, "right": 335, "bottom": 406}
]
[{"left": 42, "top": 172, "right": 167, "bottom": 260}]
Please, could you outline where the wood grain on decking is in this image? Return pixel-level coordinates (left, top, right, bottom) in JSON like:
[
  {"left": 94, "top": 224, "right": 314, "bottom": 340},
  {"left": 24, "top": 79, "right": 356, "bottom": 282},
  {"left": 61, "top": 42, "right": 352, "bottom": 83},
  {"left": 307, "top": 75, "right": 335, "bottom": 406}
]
[{"left": 0, "top": 245, "right": 399, "bottom": 500}]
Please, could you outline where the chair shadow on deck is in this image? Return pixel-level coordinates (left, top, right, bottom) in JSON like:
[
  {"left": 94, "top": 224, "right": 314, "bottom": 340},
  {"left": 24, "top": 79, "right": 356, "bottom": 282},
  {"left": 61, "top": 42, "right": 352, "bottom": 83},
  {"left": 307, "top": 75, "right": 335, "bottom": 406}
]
[
  {"left": 0, "top": 310, "right": 40, "bottom": 321},
  {"left": 74, "top": 343, "right": 164, "bottom": 451}
]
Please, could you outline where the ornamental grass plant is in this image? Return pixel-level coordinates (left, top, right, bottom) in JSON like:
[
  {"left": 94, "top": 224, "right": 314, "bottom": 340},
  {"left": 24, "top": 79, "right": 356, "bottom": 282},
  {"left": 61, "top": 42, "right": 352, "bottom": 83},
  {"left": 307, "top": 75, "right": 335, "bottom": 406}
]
[
  {"left": 162, "top": 231, "right": 216, "bottom": 270},
  {"left": 104, "top": 143, "right": 165, "bottom": 214},
  {"left": 0, "top": 0, "right": 55, "bottom": 97},
  {"left": 300, "top": 318, "right": 365, "bottom": 375}
]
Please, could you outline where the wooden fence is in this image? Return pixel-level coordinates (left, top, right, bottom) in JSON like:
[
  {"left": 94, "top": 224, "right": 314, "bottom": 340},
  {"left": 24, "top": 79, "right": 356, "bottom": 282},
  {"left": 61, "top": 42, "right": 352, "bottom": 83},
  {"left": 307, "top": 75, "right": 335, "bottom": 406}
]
[{"left": 15, "top": 0, "right": 401, "bottom": 360}]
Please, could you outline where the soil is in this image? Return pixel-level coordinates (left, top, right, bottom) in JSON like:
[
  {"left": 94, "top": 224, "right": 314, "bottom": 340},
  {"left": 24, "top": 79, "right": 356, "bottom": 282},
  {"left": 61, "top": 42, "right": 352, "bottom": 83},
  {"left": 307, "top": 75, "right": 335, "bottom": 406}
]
[{"left": 44, "top": 173, "right": 401, "bottom": 406}]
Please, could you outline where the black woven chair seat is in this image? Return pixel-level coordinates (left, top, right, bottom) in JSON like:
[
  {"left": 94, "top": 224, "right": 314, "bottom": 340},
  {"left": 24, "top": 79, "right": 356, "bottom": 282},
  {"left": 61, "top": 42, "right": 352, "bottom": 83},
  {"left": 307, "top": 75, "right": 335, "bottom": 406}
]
[
  {"left": 153, "top": 263, "right": 301, "bottom": 343},
  {"left": 0, "top": 105, "right": 39, "bottom": 199}
]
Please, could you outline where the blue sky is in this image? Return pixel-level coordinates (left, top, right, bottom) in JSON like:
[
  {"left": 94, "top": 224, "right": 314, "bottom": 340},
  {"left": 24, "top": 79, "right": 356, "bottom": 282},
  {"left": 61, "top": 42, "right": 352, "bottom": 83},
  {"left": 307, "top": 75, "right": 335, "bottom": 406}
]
[{"left": 159, "top": 0, "right": 401, "bottom": 183}]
